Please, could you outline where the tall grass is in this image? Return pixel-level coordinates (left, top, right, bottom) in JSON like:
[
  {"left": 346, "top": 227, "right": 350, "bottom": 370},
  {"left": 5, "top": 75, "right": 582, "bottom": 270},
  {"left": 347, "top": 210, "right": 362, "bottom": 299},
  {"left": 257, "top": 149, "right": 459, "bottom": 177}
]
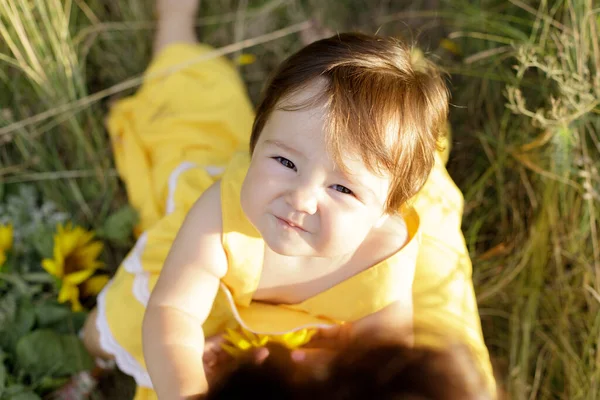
[
  {"left": 0, "top": 0, "right": 123, "bottom": 227},
  {"left": 443, "top": 0, "right": 600, "bottom": 398}
]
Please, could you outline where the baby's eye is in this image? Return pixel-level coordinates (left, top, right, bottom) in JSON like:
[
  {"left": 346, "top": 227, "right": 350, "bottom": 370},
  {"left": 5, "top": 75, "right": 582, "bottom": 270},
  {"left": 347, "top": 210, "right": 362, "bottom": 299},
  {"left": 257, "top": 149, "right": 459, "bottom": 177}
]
[
  {"left": 273, "top": 156, "right": 297, "bottom": 171},
  {"left": 332, "top": 184, "right": 353, "bottom": 195}
]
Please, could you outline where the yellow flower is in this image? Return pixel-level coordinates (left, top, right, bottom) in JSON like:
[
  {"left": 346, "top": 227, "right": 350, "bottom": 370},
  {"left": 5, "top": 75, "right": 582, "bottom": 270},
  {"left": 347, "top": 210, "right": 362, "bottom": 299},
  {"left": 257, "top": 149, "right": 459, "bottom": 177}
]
[
  {"left": 81, "top": 274, "right": 110, "bottom": 297},
  {"left": 42, "top": 223, "right": 104, "bottom": 311},
  {"left": 0, "top": 224, "right": 13, "bottom": 266},
  {"left": 439, "top": 38, "right": 462, "bottom": 56},
  {"left": 221, "top": 327, "right": 317, "bottom": 358},
  {"left": 235, "top": 53, "right": 256, "bottom": 66}
]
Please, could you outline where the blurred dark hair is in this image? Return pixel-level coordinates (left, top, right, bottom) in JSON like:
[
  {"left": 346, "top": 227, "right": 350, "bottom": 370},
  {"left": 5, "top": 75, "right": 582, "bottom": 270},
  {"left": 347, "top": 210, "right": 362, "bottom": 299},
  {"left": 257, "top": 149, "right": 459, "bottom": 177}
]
[{"left": 204, "top": 340, "right": 495, "bottom": 400}]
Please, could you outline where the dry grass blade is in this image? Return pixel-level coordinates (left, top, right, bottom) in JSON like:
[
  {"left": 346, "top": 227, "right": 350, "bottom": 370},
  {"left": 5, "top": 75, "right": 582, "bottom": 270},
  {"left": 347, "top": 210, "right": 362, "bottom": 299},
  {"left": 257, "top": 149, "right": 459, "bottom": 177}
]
[{"left": 0, "top": 20, "right": 312, "bottom": 142}]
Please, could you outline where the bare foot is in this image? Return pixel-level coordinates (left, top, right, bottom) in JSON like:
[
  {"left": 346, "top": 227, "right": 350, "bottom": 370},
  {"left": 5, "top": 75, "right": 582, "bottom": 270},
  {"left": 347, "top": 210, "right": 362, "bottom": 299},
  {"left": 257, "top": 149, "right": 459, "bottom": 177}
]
[
  {"left": 156, "top": 0, "right": 200, "bottom": 20},
  {"left": 154, "top": 0, "right": 200, "bottom": 54}
]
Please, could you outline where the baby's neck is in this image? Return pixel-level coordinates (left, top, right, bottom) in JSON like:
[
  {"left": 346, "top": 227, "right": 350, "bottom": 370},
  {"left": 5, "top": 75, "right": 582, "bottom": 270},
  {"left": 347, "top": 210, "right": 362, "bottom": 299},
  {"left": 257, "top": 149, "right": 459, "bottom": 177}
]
[
  {"left": 262, "top": 245, "right": 357, "bottom": 283},
  {"left": 255, "top": 215, "right": 408, "bottom": 305},
  {"left": 256, "top": 246, "right": 359, "bottom": 305}
]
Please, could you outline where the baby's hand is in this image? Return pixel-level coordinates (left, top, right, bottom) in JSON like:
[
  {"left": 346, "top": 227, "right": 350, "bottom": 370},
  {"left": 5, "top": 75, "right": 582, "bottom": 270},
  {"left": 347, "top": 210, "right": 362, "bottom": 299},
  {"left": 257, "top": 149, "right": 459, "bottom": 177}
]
[
  {"left": 289, "top": 324, "right": 353, "bottom": 368},
  {"left": 203, "top": 334, "right": 238, "bottom": 386},
  {"left": 303, "top": 323, "right": 354, "bottom": 349},
  {"left": 202, "top": 333, "right": 269, "bottom": 386}
]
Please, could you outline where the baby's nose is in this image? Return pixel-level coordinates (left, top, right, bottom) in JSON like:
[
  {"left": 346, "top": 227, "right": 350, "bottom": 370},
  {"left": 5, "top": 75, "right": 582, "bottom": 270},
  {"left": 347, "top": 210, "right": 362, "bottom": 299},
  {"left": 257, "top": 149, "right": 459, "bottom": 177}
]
[{"left": 287, "top": 185, "right": 318, "bottom": 215}]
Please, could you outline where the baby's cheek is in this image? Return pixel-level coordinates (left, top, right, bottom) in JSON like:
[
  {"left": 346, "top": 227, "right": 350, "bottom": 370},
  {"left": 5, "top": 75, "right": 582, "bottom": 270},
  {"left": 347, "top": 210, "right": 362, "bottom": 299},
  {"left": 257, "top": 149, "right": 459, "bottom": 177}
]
[{"left": 328, "top": 210, "right": 366, "bottom": 242}]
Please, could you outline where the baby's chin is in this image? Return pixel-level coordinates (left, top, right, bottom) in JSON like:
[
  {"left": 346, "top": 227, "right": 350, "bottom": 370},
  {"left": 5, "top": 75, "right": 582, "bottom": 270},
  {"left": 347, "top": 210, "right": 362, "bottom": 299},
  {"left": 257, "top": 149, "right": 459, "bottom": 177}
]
[{"left": 262, "top": 233, "right": 315, "bottom": 257}]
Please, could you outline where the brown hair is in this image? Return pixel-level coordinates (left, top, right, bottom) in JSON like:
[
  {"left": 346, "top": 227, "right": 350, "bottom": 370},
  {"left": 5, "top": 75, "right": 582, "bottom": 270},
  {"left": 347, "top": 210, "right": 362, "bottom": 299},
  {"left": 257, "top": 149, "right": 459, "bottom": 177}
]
[
  {"left": 205, "top": 341, "right": 494, "bottom": 400},
  {"left": 250, "top": 33, "right": 449, "bottom": 213}
]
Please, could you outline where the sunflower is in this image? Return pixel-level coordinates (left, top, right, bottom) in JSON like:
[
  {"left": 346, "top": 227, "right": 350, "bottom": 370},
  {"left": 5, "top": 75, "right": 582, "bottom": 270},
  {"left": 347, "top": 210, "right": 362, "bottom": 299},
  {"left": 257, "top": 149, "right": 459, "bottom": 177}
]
[
  {"left": 42, "top": 223, "right": 105, "bottom": 311},
  {"left": 0, "top": 223, "right": 13, "bottom": 267},
  {"left": 221, "top": 327, "right": 317, "bottom": 358}
]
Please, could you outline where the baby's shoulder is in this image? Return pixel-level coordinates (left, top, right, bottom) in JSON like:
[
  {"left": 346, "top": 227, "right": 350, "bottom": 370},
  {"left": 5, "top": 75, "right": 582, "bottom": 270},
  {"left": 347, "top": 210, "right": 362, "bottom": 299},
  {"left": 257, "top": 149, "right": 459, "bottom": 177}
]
[
  {"left": 187, "top": 180, "right": 222, "bottom": 225},
  {"left": 178, "top": 180, "right": 227, "bottom": 277}
]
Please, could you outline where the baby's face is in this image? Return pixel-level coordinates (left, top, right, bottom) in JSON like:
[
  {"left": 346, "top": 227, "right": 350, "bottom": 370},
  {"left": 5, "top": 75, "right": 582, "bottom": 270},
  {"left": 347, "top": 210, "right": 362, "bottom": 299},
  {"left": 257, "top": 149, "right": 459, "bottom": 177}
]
[{"left": 241, "top": 84, "right": 392, "bottom": 258}]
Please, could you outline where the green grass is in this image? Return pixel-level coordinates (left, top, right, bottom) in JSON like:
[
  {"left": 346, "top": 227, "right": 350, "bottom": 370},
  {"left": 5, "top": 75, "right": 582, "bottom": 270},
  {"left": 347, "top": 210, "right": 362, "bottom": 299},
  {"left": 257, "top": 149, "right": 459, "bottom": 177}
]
[
  {"left": 443, "top": 1, "right": 600, "bottom": 398},
  {"left": 1, "top": 0, "right": 599, "bottom": 399}
]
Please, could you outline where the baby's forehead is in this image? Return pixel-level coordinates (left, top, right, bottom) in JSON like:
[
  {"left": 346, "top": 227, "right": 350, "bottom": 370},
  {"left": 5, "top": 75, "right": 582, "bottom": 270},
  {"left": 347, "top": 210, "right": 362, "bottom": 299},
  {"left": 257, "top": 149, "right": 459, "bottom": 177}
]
[
  {"left": 263, "top": 77, "right": 396, "bottom": 177},
  {"left": 276, "top": 78, "right": 328, "bottom": 111}
]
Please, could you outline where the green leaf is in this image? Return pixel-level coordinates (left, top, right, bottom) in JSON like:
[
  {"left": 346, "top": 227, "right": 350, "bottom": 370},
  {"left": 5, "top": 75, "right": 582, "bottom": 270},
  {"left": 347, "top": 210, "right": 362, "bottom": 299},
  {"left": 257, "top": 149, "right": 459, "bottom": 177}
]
[
  {"left": 2, "top": 384, "right": 40, "bottom": 400},
  {"left": 0, "top": 361, "right": 6, "bottom": 396},
  {"left": 98, "top": 205, "right": 138, "bottom": 246},
  {"left": 0, "top": 294, "right": 17, "bottom": 334},
  {"left": 45, "top": 311, "right": 87, "bottom": 335},
  {"left": 11, "top": 393, "right": 42, "bottom": 400},
  {"left": 2, "top": 384, "right": 41, "bottom": 400},
  {"left": 67, "top": 312, "right": 87, "bottom": 334},
  {"left": 34, "top": 303, "right": 70, "bottom": 328},
  {"left": 15, "top": 330, "right": 93, "bottom": 380},
  {"left": 13, "top": 302, "right": 35, "bottom": 337},
  {"left": 15, "top": 331, "right": 62, "bottom": 380},
  {"left": 1, "top": 300, "right": 36, "bottom": 353},
  {"left": 35, "top": 376, "right": 69, "bottom": 394},
  {"left": 30, "top": 227, "right": 54, "bottom": 260},
  {"left": 57, "top": 335, "right": 94, "bottom": 374}
]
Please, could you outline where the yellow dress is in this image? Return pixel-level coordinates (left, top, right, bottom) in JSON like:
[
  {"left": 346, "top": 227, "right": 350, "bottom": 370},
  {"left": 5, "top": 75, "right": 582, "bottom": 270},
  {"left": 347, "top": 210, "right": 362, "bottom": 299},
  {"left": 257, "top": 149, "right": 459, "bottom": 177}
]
[{"left": 96, "top": 43, "right": 496, "bottom": 400}]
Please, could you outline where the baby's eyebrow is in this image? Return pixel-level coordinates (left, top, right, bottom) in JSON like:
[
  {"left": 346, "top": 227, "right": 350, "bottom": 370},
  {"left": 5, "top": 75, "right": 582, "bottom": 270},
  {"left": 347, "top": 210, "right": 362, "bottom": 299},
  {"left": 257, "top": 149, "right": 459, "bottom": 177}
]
[{"left": 263, "top": 139, "right": 306, "bottom": 160}]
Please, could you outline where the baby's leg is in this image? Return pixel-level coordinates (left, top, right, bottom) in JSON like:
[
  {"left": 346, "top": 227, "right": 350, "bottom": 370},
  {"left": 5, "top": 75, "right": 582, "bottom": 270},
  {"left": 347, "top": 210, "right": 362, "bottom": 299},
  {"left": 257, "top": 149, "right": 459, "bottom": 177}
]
[
  {"left": 154, "top": 0, "right": 200, "bottom": 55},
  {"left": 81, "top": 0, "right": 202, "bottom": 363},
  {"left": 82, "top": 308, "right": 115, "bottom": 360}
]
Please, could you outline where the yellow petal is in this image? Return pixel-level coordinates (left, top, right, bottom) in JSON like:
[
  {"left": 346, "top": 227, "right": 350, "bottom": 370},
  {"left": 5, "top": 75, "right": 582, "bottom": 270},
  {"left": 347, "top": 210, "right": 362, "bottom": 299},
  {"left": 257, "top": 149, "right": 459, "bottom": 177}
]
[
  {"left": 223, "top": 328, "right": 252, "bottom": 350},
  {"left": 71, "top": 299, "right": 83, "bottom": 312},
  {"left": 58, "top": 283, "right": 83, "bottom": 311},
  {"left": 42, "top": 259, "right": 63, "bottom": 278},
  {"left": 0, "top": 224, "right": 13, "bottom": 250},
  {"left": 55, "top": 224, "right": 81, "bottom": 257},
  {"left": 61, "top": 232, "right": 80, "bottom": 256},
  {"left": 0, "top": 251, "right": 6, "bottom": 266},
  {"left": 440, "top": 38, "right": 462, "bottom": 55},
  {"left": 63, "top": 268, "right": 96, "bottom": 285},
  {"left": 223, "top": 328, "right": 245, "bottom": 343},
  {"left": 220, "top": 343, "right": 244, "bottom": 358},
  {"left": 81, "top": 275, "right": 109, "bottom": 296},
  {"left": 254, "top": 334, "right": 269, "bottom": 348},
  {"left": 76, "top": 229, "right": 95, "bottom": 247},
  {"left": 277, "top": 329, "right": 315, "bottom": 348},
  {"left": 235, "top": 53, "right": 256, "bottom": 66},
  {"left": 76, "top": 241, "right": 104, "bottom": 264}
]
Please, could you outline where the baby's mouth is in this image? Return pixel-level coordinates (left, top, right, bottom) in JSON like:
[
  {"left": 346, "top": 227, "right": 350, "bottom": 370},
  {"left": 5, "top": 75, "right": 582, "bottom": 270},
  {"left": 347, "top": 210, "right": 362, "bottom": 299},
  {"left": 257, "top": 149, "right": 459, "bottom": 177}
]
[{"left": 275, "top": 216, "right": 308, "bottom": 232}]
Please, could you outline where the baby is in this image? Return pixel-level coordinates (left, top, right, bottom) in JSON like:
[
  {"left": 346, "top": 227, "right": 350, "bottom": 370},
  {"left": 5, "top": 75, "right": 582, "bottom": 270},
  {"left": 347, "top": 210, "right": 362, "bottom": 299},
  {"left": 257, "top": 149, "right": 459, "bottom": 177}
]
[{"left": 82, "top": 1, "right": 495, "bottom": 399}]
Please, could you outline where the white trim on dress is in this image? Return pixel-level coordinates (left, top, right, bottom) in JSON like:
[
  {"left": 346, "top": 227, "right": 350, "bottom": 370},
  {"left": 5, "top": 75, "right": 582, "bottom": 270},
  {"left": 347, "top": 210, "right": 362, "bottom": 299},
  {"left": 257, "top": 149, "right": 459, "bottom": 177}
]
[
  {"left": 122, "top": 232, "right": 150, "bottom": 306},
  {"left": 165, "top": 161, "right": 198, "bottom": 214},
  {"left": 96, "top": 280, "right": 154, "bottom": 388}
]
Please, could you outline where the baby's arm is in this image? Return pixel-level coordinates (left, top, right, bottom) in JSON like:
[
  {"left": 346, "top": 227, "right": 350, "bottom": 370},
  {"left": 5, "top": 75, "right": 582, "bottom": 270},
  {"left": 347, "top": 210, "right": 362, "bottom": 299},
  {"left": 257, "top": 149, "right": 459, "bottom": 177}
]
[
  {"left": 351, "top": 300, "right": 413, "bottom": 343},
  {"left": 143, "top": 182, "right": 227, "bottom": 399}
]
